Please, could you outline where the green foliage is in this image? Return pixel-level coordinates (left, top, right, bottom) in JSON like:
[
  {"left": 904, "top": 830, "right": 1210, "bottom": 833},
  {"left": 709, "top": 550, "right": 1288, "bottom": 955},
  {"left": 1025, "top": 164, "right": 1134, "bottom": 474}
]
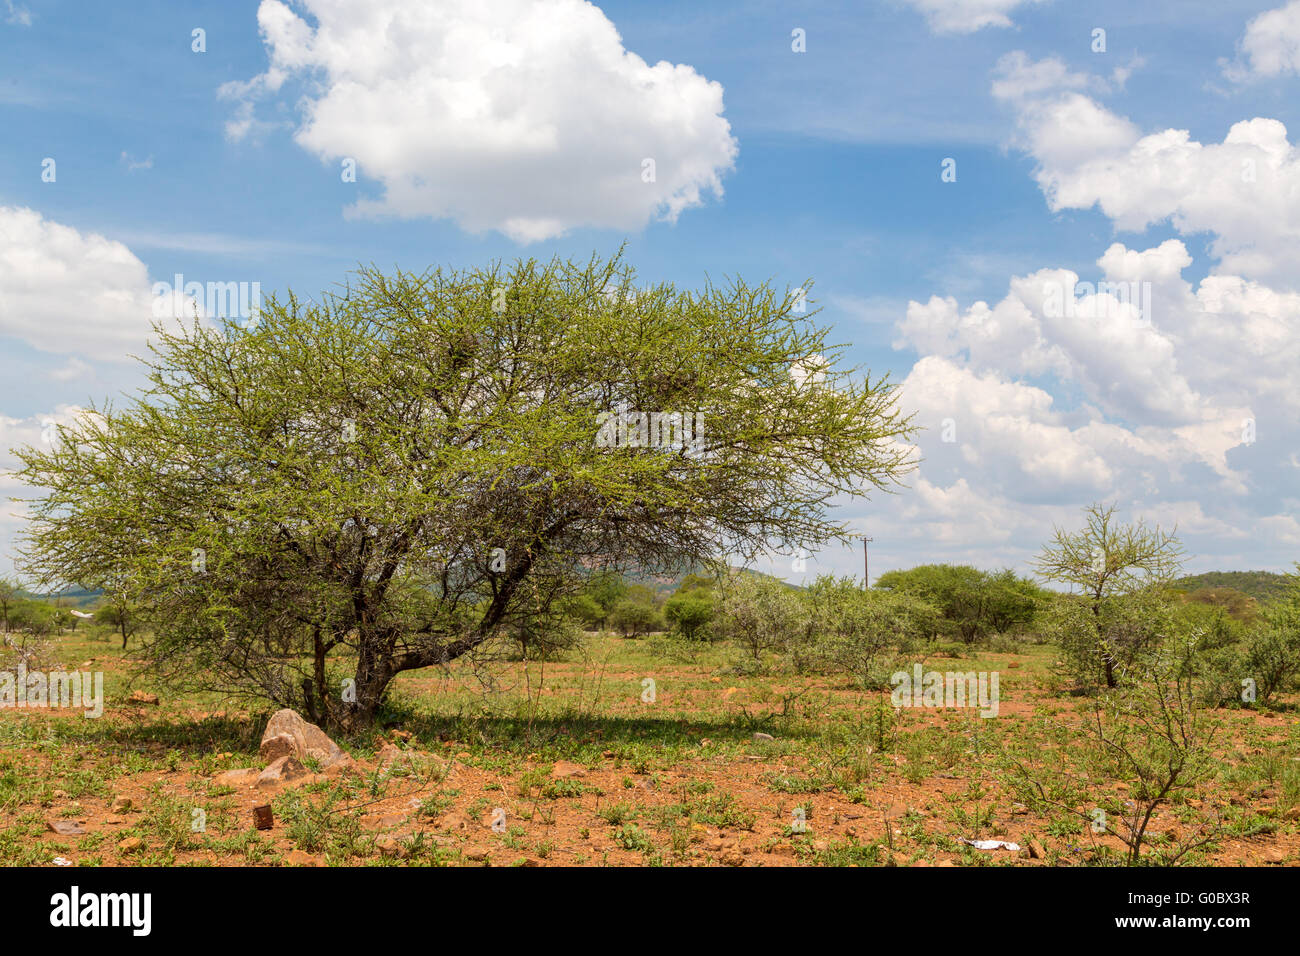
[
  {"left": 801, "top": 576, "right": 935, "bottom": 687},
  {"left": 1197, "top": 566, "right": 1300, "bottom": 707},
  {"left": 579, "top": 571, "right": 628, "bottom": 628},
  {"left": 609, "top": 597, "right": 665, "bottom": 638},
  {"left": 13, "top": 253, "right": 916, "bottom": 729},
  {"left": 663, "top": 592, "right": 715, "bottom": 640},
  {"left": 1034, "top": 503, "right": 1185, "bottom": 689},
  {"left": 1043, "top": 587, "right": 1177, "bottom": 693},
  {"left": 712, "top": 572, "right": 803, "bottom": 660},
  {"left": 874, "top": 564, "right": 1042, "bottom": 644},
  {"left": 558, "top": 593, "right": 605, "bottom": 630}
]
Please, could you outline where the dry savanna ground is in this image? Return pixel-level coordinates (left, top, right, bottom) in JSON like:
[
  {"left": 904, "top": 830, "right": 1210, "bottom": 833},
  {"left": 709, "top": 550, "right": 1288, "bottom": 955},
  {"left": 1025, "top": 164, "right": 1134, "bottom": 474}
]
[{"left": 3, "top": 628, "right": 1298, "bottom": 867}]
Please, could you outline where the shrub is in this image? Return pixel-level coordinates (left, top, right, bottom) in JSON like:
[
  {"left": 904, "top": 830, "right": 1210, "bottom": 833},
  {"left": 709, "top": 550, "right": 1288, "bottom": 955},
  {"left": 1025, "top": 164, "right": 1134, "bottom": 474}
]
[
  {"left": 1033, "top": 502, "right": 1185, "bottom": 688},
  {"left": 663, "top": 593, "right": 715, "bottom": 640},
  {"left": 712, "top": 572, "right": 802, "bottom": 660},
  {"left": 609, "top": 599, "right": 665, "bottom": 638}
]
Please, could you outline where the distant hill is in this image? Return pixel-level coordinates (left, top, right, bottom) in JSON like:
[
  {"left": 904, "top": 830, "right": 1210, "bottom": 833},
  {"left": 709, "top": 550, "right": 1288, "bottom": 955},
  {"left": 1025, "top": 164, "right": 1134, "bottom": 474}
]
[
  {"left": 1174, "top": 571, "right": 1294, "bottom": 605},
  {"left": 15, "top": 587, "right": 102, "bottom": 610},
  {"left": 622, "top": 560, "right": 793, "bottom": 596}
]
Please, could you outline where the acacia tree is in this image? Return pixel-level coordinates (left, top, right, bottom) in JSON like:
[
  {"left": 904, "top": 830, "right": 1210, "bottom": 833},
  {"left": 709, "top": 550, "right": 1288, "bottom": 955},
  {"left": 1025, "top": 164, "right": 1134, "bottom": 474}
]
[
  {"left": 14, "top": 253, "right": 916, "bottom": 730},
  {"left": 1034, "top": 503, "right": 1185, "bottom": 689},
  {"left": 97, "top": 590, "right": 140, "bottom": 649}
]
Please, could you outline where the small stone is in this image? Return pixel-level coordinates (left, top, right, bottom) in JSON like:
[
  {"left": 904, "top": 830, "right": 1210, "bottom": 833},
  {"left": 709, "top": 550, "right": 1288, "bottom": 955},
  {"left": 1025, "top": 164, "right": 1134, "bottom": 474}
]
[
  {"left": 375, "top": 834, "right": 409, "bottom": 859},
  {"left": 46, "top": 820, "right": 85, "bottom": 836},
  {"left": 1262, "top": 847, "right": 1286, "bottom": 864},
  {"left": 439, "top": 812, "right": 471, "bottom": 832},
  {"left": 127, "top": 691, "right": 159, "bottom": 705},
  {"left": 117, "top": 837, "right": 143, "bottom": 854},
  {"left": 1028, "top": 839, "right": 1046, "bottom": 860},
  {"left": 464, "top": 847, "right": 489, "bottom": 862},
  {"left": 283, "top": 850, "right": 317, "bottom": 866},
  {"left": 110, "top": 796, "right": 133, "bottom": 813},
  {"left": 752, "top": 732, "right": 775, "bottom": 743},
  {"left": 551, "top": 761, "right": 586, "bottom": 779}
]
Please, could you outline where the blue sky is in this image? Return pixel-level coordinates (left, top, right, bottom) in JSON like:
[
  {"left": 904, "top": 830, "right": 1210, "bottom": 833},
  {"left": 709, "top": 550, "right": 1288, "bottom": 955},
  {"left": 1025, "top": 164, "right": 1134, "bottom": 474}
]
[{"left": 2, "top": 0, "right": 1299, "bottom": 583}]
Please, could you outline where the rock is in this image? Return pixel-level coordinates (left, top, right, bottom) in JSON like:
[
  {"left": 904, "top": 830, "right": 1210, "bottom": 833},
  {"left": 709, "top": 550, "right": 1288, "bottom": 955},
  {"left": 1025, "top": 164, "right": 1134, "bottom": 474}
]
[
  {"left": 213, "top": 768, "right": 260, "bottom": 788},
  {"left": 438, "top": 812, "right": 471, "bottom": 832},
  {"left": 935, "top": 859, "right": 957, "bottom": 867},
  {"left": 551, "top": 760, "right": 586, "bottom": 779},
  {"left": 1262, "top": 847, "right": 1286, "bottom": 864},
  {"left": 256, "top": 755, "right": 309, "bottom": 789},
  {"left": 117, "top": 837, "right": 143, "bottom": 854},
  {"left": 110, "top": 796, "right": 133, "bottom": 813},
  {"left": 463, "top": 847, "right": 489, "bottom": 862},
  {"left": 375, "top": 834, "right": 409, "bottom": 859},
  {"left": 720, "top": 849, "right": 746, "bottom": 866},
  {"left": 46, "top": 820, "right": 85, "bottom": 836},
  {"left": 283, "top": 850, "right": 318, "bottom": 867},
  {"left": 752, "top": 732, "right": 775, "bottom": 743},
  {"left": 322, "top": 753, "right": 357, "bottom": 777},
  {"left": 260, "top": 709, "right": 344, "bottom": 766},
  {"left": 1028, "top": 839, "right": 1046, "bottom": 860},
  {"left": 259, "top": 733, "right": 298, "bottom": 764},
  {"left": 127, "top": 691, "right": 159, "bottom": 705}
]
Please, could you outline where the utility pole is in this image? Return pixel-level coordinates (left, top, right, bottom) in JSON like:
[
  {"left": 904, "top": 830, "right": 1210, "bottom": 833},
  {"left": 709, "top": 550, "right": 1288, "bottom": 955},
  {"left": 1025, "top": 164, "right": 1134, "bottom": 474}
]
[{"left": 863, "top": 536, "right": 873, "bottom": 589}]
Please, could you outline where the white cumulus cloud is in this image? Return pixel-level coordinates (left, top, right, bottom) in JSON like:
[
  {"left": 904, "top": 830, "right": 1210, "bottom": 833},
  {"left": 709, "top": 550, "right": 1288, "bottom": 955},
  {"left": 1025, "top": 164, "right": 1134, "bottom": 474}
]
[
  {"left": 1225, "top": 0, "right": 1300, "bottom": 80},
  {"left": 994, "top": 53, "right": 1300, "bottom": 289},
  {"left": 221, "top": 0, "right": 739, "bottom": 242}
]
